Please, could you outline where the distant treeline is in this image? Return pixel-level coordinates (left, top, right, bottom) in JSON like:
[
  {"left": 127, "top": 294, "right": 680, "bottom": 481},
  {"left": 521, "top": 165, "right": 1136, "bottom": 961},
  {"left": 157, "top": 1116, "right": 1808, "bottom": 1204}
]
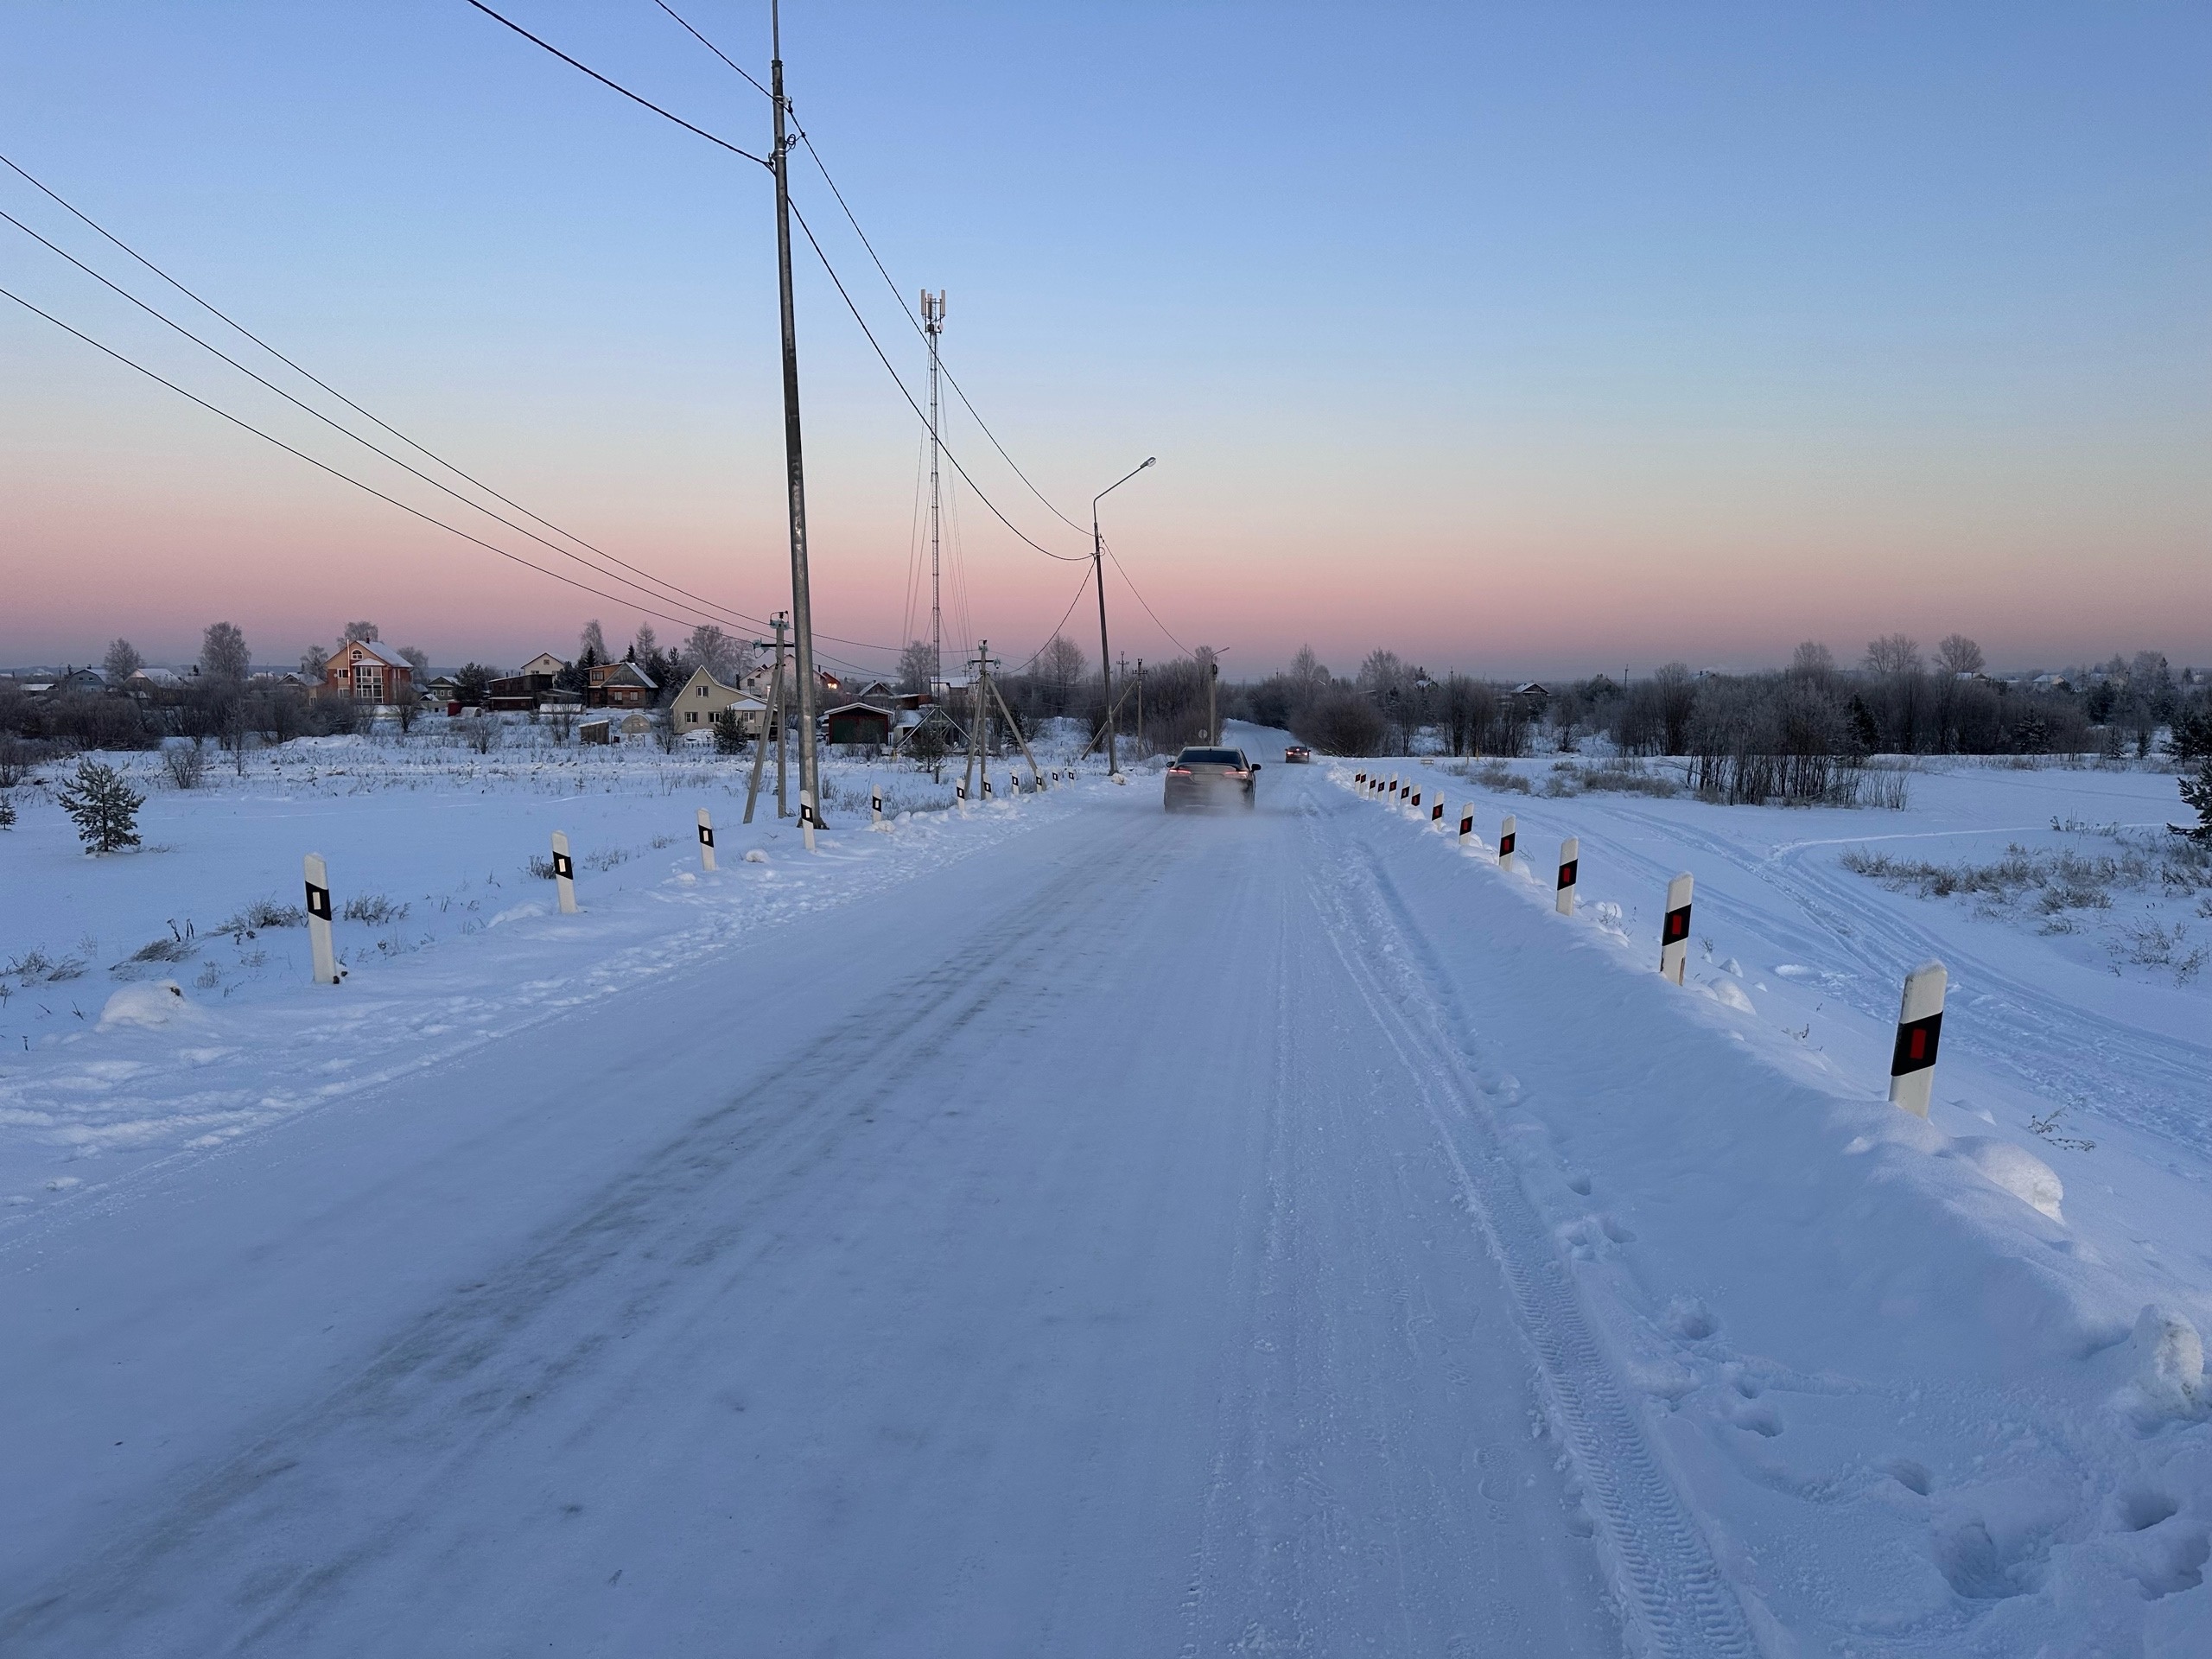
[{"left": 1201, "top": 638, "right": 2209, "bottom": 805}]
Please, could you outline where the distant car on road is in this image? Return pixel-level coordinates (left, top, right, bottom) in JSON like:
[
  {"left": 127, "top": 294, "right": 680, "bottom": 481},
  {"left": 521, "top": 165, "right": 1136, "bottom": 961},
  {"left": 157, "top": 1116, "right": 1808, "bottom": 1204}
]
[
  {"left": 1282, "top": 745, "right": 1313, "bottom": 764},
  {"left": 1164, "top": 746, "right": 1260, "bottom": 811}
]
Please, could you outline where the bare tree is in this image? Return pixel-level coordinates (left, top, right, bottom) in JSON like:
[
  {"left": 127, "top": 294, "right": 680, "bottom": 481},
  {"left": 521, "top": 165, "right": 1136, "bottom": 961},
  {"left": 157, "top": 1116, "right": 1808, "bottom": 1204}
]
[
  {"left": 104, "top": 638, "right": 143, "bottom": 684},
  {"left": 397, "top": 645, "right": 429, "bottom": 678},
  {"left": 200, "top": 620, "right": 251, "bottom": 683},
  {"left": 633, "top": 624, "right": 658, "bottom": 662},
  {"left": 300, "top": 642, "right": 329, "bottom": 681},
  {"left": 897, "top": 639, "right": 936, "bottom": 696},
  {"left": 1789, "top": 641, "right": 1834, "bottom": 679},
  {"left": 1039, "top": 635, "right": 1085, "bottom": 702},
  {"left": 687, "top": 625, "right": 736, "bottom": 680},
  {"left": 1864, "top": 633, "right": 1923, "bottom": 676},
  {"left": 342, "top": 620, "right": 379, "bottom": 644},
  {"left": 579, "top": 620, "right": 608, "bottom": 664},
  {"left": 1290, "top": 644, "right": 1329, "bottom": 693},
  {"left": 1936, "top": 634, "right": 1985, "bottom": 677}
]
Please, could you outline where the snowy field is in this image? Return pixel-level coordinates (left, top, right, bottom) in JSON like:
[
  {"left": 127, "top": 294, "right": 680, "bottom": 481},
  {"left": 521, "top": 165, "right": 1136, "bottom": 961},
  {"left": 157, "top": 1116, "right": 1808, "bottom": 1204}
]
[
  {"left": 1, "top": 723, "right": 2207, "bottom": 1654},
  {"left": 0, "top": 721, "right": 1109, "bottom": 1201}
]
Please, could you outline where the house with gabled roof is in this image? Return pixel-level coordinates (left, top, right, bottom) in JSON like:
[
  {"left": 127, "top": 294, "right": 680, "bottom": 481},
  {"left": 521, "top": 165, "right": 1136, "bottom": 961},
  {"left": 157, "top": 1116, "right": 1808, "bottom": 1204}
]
[{"left": 318, "top": 639, "right": 414, "bottom": 705}]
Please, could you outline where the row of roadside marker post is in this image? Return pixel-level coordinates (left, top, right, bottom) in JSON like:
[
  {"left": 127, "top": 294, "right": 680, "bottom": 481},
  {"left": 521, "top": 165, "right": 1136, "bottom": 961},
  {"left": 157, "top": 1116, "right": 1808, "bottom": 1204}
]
[
  {"left": 296, "top": 765, "right": 1084, "bottom": 991},
  {"left": 1351, "top": 766, "right": 1948, "bottom": 1117}
]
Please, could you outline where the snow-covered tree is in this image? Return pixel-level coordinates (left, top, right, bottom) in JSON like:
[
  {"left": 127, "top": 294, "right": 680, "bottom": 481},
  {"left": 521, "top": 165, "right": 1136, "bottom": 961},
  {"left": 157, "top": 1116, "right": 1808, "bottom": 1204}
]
[
  {"left": 104, "top": 638, "right": 143, "bottom": 684},
  {"left": 57, "top": 758, "right": 143, "bottom": 853},
  {"left": 397, "top": 645, "right": 429, "bottom": 677},
  {"left": 579, "top": 620, "right": 607, "bottom": 664},
  {"left": 300, "top": 643, "right": 329, "bottom": 680},
  {"left": 1789, "top": 641, "right": 1834, "bottom": 679},
  {"left": 343, "top": 620, "right": 379, "bottom": 644}
]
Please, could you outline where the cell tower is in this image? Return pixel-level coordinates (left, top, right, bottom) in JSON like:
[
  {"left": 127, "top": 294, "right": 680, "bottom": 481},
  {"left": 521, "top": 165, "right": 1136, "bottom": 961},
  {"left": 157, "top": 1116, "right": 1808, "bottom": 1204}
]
[{"left": 921, "top": 289, "right": 947, "bottom": 693}]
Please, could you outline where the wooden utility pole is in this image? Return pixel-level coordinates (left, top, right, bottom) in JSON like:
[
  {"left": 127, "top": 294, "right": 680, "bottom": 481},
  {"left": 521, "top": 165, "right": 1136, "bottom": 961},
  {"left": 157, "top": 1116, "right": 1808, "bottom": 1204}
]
[{"left": 769, "top": 2, "right": 823, "bottom": 838}]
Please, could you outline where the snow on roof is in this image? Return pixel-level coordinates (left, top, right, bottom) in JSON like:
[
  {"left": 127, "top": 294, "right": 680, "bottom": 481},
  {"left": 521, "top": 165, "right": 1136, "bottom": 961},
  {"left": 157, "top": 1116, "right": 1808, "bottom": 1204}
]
[{"left": 339, "top": 639, "right": 407, "bottom": 668}]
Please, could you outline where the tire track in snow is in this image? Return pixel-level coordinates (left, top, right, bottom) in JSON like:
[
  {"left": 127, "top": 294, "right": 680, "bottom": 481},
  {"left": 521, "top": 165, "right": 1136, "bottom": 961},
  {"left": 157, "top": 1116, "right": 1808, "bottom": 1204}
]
[
  {"left": 1593, "top": 800, "right": 2212, "bottom": 1156},
  {"left": 1301, "top": 798, "right": 1758, "bottom": 1659},
  {"left": 0, "top": 810, "right": 1173, "bottom": 1653}
]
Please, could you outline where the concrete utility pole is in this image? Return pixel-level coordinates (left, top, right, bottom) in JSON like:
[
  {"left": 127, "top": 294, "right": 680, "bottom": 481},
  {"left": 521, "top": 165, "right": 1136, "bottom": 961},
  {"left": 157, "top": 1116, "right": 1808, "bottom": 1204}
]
[
  {"left": 1134, "top": 658, "right": 1143, "bottom": 757},
  {"left": 1091, "top": 457, "right": 1155, "bottom": 779},
  {"left": 922, "top": 289, "right": 946, "bottom": 695},
  {"left": 769, "top": 1, "right": 823, "bottom": 836},
  {"left": 742, "top": 613, "right": 787, "bottom": 825}
]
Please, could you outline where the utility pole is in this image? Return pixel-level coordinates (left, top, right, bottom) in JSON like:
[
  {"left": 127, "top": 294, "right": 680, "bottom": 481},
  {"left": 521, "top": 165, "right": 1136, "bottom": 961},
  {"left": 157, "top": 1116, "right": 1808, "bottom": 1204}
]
[
  {"left": 923, "top": 289, "right": 946, "bottom": 695},
  {"left": 1207, "top": 657, "right": 1220, "bottom": 745},
  {"left": 1091, "top": 457, "right": 1156, "bottom": 780},
  {"left": 1135, "top": 658, "right": 1143, "bottom": 757},
  {"left": 742, "top": 613, "right": 787, "bottom": 825},
  {"left": 770, "top": 1, "right": 823, "bottom": 842}
]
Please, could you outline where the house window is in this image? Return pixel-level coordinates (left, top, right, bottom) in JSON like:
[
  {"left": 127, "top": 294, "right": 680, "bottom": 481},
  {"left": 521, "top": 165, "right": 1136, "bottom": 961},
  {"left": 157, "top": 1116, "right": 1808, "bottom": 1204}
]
[{"left": 686, "top": 711, "right": 697, "bottom": 723}]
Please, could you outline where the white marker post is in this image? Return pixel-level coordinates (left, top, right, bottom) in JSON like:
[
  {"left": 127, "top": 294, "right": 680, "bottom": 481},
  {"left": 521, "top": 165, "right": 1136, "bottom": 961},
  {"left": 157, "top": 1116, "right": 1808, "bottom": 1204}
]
[
  {"left": 870, "top": 787, "right": 884, "bottom": 828},
  {"left": 1010, "top": 771, "right": 1020, "bottom": 798},
  {"left": 1555, "top": 836, "right": 1580, "bottom": 917},
  {"left": 303, "top": 853, "right": 339, "bottom": 985},
  {"left": 1887, "top": 960, "right": 1948, "bottom": 1117},
  {"left": 1411, "top": 788, "right": 1422, "bottom": 810},
  {"left": 1497, "top": 814, "right": 1517, "bottom": 872},
  {"left": 799, "top": 790, "right": 817, "bottom": 853},
  {"left": 1431, "top": 799, "right": 1444, "bottom": 827},
  {"left": 1459, "top": 804, "right": 1474, "bottom": 839},
  {"left": 696, "top": 809, "right": 717, "bottom": 873},
  {"left": 957, "top": 779, "right": 969, "bottom": 804},
  {"left": 551, "top": 831, "right": 578, "bottom": 914},
  {"left": 1659, "top": 872, "right": 1693, "bottom": 984},
  {"left": 1355, "top": 770, "right": 1366, "bottom": 785}
]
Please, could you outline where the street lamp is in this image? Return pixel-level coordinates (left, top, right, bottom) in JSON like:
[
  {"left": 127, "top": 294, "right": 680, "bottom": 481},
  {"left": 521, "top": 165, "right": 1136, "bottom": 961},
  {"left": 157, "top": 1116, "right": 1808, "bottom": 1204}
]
[{"left": 1092, "top": 456, "right": 1155, "bottom": 779}]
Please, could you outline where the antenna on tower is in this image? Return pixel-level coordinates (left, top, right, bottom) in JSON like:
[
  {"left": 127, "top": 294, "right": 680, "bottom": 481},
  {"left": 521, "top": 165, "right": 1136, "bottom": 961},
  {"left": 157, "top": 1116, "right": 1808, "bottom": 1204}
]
[{"left": 921, "top": 289, "right": 947, "bottom": 696}]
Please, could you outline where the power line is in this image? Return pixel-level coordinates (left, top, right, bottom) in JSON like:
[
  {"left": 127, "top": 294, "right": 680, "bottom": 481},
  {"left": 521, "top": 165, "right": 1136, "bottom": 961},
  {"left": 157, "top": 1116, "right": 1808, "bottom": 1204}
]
[
  {"left": 1007, "top": 563, "right": 1094, "bottom": 676},
  {"left": 0, "top": 149, "right": 802, "bottom": 642},
  {"left": 461, "top": 0, "right": 770, "bottom": 167},
  {"left": 793, "top": 133, "right": 1090, "bottom": 538},
  {"left": 644, "top": 0, "right": 1094, "bottom": 544},
  {"left": 0, "top": 280, "right": 741, "bottom": 637},
  {"left": 1103, "top": 536, "right": 1195, "bottom": 659},
  {"left": 649, "top": 0, "right": 772, "bottom": 102},
  {"left": 785, "top": 199, "right": 1090, "bottom": 563},
  {"left": 0, "top": 203, "right": 783, "bottom": 639}
]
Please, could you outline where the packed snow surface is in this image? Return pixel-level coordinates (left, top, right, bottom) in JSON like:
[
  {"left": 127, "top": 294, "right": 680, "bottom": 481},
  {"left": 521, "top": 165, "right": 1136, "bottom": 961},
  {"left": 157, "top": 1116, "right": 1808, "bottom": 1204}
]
[{"left": 0, "top": 726, "right": 2206, "bottom": 1654}]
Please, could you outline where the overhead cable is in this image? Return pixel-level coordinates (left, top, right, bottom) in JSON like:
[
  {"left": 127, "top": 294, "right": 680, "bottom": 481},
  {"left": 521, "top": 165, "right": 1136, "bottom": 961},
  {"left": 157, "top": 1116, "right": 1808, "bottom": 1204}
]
[
  {"left": 461, "top": 0, "right": 769, "bottom": 167},
  {"left": 785, "top": 200, "right": 1090, "bottom": 563},
  {"left": 0, "top": 204, "right": 785, "bottom": 639},
  {"left": 0, "top": 149, "right": 804, "bottom": 640},
  {"left": 0, "top": 281, "right": 743, "bottom": 637},
  {"left": 1103, "top": 537, "right": 1196, "bottom": 659},
  {"left": 645, "top": 0, "right": 1094, "bottom": 544}
]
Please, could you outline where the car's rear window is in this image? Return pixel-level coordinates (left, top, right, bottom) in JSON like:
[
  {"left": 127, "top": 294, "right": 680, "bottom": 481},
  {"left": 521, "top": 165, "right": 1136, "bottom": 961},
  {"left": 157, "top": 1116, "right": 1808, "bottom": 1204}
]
[{"left": 1179, "top": 749, "right": 1245, "bottom": 766}]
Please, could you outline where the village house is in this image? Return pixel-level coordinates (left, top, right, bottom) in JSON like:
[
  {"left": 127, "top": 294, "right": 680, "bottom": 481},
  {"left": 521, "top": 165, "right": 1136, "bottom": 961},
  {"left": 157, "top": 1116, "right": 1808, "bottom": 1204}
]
[
  {"left": 515, "top": 651, "right": 568, "bottom": 678},
  {"left": 587, "top": 660, "right": 657, "bottom": 709},
  {"left": 317, "top": 639, "right": 414, "bottom": 705}
]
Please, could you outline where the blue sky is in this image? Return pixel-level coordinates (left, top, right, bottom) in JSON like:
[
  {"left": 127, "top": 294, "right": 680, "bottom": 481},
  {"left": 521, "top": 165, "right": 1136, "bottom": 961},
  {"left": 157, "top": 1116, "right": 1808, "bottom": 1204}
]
[{"left": 3, "top": 2, "right": 2205, "bottom": 677}]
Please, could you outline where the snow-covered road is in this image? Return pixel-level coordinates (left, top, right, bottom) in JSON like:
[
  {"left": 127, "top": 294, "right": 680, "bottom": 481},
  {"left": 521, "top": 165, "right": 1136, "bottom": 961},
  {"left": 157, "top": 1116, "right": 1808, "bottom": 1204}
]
[
  {"left": 2, "top": 748, "right": 1662, "bottom": 1655},
  {"left": 9, "top": 734, "right": 2208, "bottom": 1656}
]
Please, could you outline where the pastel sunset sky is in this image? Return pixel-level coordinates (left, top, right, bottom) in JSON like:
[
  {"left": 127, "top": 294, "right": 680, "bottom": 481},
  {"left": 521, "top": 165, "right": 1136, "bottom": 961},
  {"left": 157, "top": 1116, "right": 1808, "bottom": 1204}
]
[{"left": 3, "top": 2, "right": 2206, "bottom": 679}]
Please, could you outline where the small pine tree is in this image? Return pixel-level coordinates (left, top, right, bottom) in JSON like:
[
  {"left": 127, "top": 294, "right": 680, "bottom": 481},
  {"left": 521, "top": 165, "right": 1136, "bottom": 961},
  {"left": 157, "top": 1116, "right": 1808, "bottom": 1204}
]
[
  {"left": 2177, "top": 759, "right": 2212, "bottom": 842},
  {"left": 0, "top": 792, "right": 15, "bottom": 830},
  {"left": 57, "top": 759, "right": 144, "bottom": 854}
]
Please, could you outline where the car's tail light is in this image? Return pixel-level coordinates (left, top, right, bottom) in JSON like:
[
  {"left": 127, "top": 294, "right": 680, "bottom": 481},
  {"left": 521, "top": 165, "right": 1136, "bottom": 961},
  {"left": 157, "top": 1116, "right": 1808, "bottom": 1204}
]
[{"left": 1167, "top": 766, "right": 1192, "bottom": 775}]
